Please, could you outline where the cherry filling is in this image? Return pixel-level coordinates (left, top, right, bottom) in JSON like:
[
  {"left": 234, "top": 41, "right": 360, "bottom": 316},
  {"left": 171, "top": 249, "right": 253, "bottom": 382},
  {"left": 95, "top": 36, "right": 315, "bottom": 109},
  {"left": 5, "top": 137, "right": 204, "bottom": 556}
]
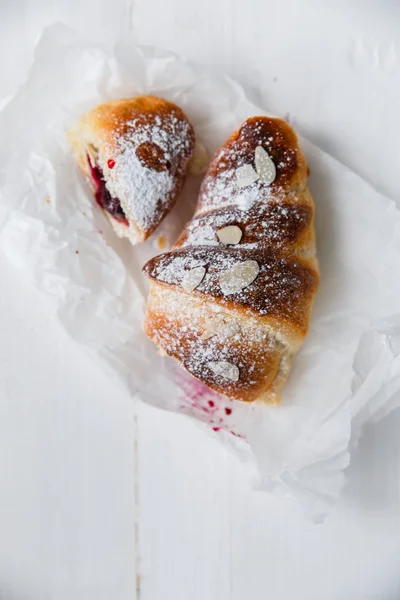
[{"left": 87, "top": 157, "right": 128, "bottom": 226}]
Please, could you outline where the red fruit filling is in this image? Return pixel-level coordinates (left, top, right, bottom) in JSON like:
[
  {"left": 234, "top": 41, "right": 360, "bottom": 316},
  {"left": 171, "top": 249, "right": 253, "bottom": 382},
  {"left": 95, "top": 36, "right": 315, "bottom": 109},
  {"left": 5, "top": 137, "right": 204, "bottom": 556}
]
[{"left": 87, "top": 157, "right": 128, "bottom": 225}]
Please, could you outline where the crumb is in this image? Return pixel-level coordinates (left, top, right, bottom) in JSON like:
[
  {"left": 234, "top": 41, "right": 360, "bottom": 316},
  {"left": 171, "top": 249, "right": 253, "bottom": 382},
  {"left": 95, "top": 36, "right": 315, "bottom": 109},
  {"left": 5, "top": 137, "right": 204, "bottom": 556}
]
[
  {"left": 45, "top": 197, "right": 50, "bottom": 204},
  {"left": 75, "top": 250, "right": 79, "bottom": 254},
  {"left": 157, "top": 234, "right": 168, "bottom": 250}
]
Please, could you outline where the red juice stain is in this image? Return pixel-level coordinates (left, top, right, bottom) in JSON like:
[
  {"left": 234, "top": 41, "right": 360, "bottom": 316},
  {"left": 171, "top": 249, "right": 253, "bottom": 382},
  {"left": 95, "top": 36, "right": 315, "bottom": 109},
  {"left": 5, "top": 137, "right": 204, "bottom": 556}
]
[
  {"left": 212, "top": 427, "right": 220, "bottom": 432},
  {"left": 208, "top": 400, "right": 215, "bottom": 408},
  {"left": 230, "top": 431, "right": 243, "bottom": 438},
  {"left": 107, "top": 159, "right": 115, "bottom": 169},
  {"left": 225, "top": 408, "right": 232, "bottom": 415},
  {"left": 75, "top": 250, "right": 79, "bottom": 254}
]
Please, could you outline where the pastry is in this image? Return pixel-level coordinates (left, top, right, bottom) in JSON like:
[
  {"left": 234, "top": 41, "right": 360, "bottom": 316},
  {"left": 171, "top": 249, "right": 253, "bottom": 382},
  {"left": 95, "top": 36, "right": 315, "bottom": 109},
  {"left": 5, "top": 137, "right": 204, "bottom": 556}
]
[
  {"left": 68, "top": 95, "right": 195, "bottom": 244},
  {"left": 143, "top": 116, "right": 319, "bottom": 403}
]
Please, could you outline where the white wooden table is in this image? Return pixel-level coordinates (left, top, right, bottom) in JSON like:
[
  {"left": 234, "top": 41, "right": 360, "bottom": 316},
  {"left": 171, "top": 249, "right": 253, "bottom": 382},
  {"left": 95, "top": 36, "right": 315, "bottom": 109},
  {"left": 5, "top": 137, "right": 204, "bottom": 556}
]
[{"left": 1, "top": 1, "right": 400, "bottom": 598}]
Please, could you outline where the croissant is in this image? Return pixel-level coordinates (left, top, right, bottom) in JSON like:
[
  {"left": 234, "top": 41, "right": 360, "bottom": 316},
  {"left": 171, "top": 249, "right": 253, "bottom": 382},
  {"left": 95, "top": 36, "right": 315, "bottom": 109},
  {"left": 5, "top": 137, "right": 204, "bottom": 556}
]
[
  {"left": 68, "top": 95, "right": 195, "bottom": 245},
  {"left": 143, "top": 116, "right": 319, "bottom": 403}
]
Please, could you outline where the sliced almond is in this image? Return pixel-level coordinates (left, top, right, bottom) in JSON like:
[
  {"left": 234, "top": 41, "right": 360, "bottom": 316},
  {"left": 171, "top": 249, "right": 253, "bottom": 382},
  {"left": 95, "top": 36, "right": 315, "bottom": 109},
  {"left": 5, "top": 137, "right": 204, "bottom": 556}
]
[
  {"left": 219, "top": 321, "right": 240, "bottom": 341},
  {"left": 235, "top": 164, "right": 260, "bottom": 188},
  {"left": 200, "top": 316, "right": 240, "bottom": 341},
  {"left": 255, "top": 146, "right": 276, "bottom": 185},
  {"left": 181, "top": 266, "right": 206, "bottom": 292},
  {"left": 200, "top": 329, "right": 215, "bottom": 341},
  {"left": 208, "top": 361, "right": 239, "bottom": 382},
  {"left": 217, "top": 225, "right": 242, "bottom": 245},
  {"left": 219, "top": 260, "right": 260, "bottom": 294},
  {"left": 200, "top": 316, "right": 218, "bottom": 340}
]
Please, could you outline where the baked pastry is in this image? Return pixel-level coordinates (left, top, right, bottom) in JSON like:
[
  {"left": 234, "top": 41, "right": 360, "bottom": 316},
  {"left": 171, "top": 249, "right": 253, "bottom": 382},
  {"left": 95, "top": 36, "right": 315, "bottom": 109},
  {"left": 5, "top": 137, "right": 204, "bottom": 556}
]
[
  {"left": 69, "top": 95, "right": 195, "bottom": 244},
  {"left": 143, "top": 116, "right": 319, "bottom": 403}
]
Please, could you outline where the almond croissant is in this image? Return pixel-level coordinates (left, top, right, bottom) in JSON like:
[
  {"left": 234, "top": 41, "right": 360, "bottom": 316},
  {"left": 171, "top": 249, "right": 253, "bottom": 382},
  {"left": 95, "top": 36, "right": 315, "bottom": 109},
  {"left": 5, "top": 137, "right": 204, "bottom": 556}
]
[
  {"left": 143, "top": 116, "right": 319, "bottom": 403},
  {"left": 69, "top": 96, "right": 195, "bottom": 245}
]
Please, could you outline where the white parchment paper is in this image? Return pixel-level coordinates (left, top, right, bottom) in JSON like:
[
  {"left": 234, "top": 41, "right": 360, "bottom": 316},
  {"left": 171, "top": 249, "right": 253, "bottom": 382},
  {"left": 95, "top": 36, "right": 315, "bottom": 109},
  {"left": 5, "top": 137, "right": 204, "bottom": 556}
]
[{"left": 1, "top": 23, "right": 400, "bottom": 520}]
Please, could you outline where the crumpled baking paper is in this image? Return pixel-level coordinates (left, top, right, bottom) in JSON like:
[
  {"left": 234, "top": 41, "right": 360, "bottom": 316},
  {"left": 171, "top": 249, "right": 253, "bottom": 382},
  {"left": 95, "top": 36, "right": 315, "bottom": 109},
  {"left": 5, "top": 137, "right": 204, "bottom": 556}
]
[{"left": 1, "top": 23, "right": 400, "bottom": 521}]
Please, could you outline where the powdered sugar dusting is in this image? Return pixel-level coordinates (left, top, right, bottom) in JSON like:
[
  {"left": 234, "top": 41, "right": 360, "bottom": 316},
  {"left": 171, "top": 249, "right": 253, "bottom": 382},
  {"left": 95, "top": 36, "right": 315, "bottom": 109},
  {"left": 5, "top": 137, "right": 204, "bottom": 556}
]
[
  {"left": 198, "top": 118, "right": 302, "bottom": 215},
  {"left": 145, "top": 285, "right": 283, "bottom": 400},
  {"left": 145, "top": 246, "right": 316, "bottom": 324},
  {"left": 199, "top": 168, "right": 269, "bottom": 214},
  {"left": 179, "top": 200, "right": 312, "bottom": 250},
  {"left": 104, "top": 110, "right": 193, "bottom": 232},
  {"left": 200, "top": 315, "right": 240, "bottom": 341},
  {"left": 144, "top": 116, "right": 318, "bottom": 402}
]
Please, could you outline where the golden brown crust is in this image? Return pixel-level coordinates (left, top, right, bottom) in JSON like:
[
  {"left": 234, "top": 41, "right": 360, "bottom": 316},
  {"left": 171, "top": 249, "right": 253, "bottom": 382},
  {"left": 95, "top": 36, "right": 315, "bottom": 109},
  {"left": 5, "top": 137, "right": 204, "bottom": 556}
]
[
  {"left": 145, "top": 284, "right": 284, "bottom": 402},
  {"left": 175, "top": 193, "right": 314, "bottom": 253},
  {"left": 143, "top": 116, "right": 319, "bottom": 403},
  {"left": 197, "top": 117, "right": 308, "bottom": 215},
  {"left": 143, "top": 246, "right": 318, "bottom": 339},
  {"left": 68, "top": 95, "right": 195, "bottom": 245},
  {"left": 203, "top": 116, "right": 307, "bottom": 188}
]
